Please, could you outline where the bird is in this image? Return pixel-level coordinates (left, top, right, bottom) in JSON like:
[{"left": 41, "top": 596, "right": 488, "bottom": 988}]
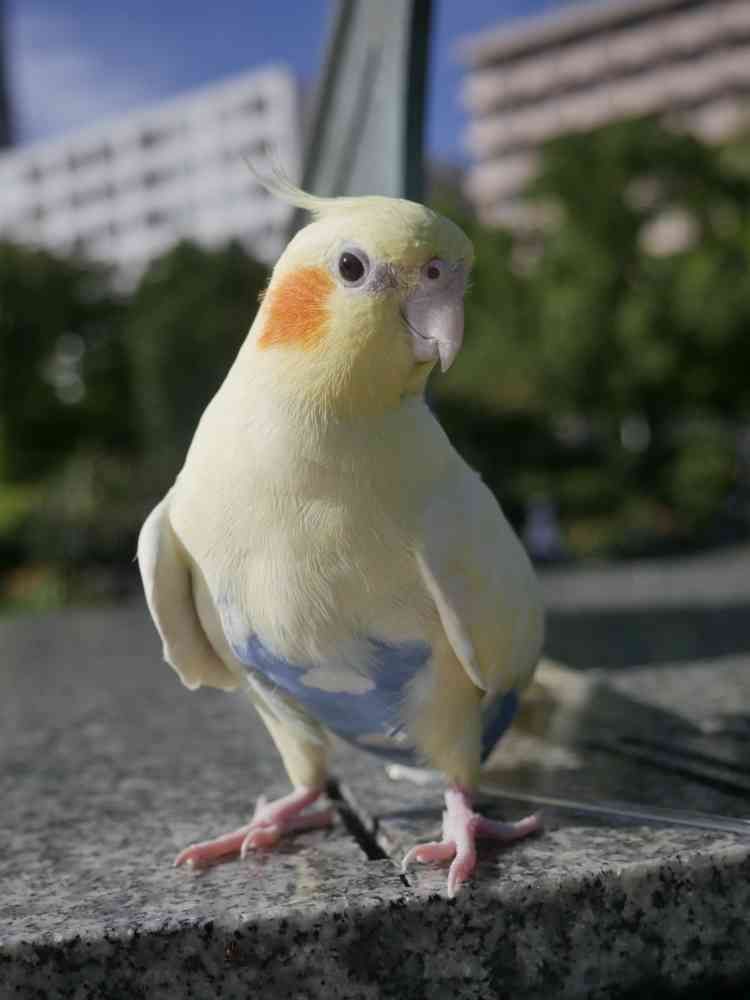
[{"left": 138, "top": 172, "right": 544, "bottom": 897}]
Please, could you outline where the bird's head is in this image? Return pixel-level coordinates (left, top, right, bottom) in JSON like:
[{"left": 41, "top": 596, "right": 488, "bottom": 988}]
[{"left": 246, "top": 172, "right": 474, "bottom": 417}]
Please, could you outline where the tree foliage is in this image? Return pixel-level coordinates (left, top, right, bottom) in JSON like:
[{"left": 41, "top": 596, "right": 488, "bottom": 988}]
[
  {"left": 126, "top": 240, "right": 268, "bottom": 485},
  {"left": 0, "top": 243, "right": 132, "bottom": 483},
  {"left": 432, "top": 117, "right": 750, "bottom": 552},
  {"left": 527, "top": 117, "right": 750, "bottom": 422},
  {"left": 0, "top": 240, "right": 268, "bottom": 597},
  {"left": 2, "top": 116, "right": 750, "bottom": 607}
]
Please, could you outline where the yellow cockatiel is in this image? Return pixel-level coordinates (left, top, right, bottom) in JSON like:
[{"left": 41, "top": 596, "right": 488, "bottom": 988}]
[{"left": 138, "top": 174, "right": 544, "bottom": 896}]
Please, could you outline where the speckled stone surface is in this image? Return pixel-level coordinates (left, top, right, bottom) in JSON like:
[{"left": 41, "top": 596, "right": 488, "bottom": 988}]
[{"left": 2, "top": 603, "right": 750, "bottom": 999}]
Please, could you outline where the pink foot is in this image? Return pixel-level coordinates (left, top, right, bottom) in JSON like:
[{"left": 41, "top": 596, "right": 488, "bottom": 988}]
[
  {"left": 401, "top": 786, "right": 542, "bottom": 897},
  {"left": 174, "top": 786, "right": 335, "bottom": 869}
]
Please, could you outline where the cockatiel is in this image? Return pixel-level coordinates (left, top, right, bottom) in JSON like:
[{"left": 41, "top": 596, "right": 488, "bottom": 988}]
[{"left": 138, "top": 174, "right": 544, "bottom": 896}]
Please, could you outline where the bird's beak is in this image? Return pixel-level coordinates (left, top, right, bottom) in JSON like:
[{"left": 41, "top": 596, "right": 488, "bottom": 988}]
[{"left": 403, "top": 265, "right": 465, "bottom": 373}]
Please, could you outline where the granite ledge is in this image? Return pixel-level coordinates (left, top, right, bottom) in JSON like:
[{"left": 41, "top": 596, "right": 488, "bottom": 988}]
[
  {"left": 2, "top": 839, "right": 749, "bottom": 1000},
  {"left": 3, "top": 605, "right": 750, "bottom": 998}
]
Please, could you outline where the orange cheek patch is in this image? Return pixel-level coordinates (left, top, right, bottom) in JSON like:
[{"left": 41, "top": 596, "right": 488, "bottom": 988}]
[{"left": 258, "top": 266, "right": 334, "bottom": 351}]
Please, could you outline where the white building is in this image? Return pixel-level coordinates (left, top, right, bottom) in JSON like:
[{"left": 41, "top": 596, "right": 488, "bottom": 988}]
[
  {"left": 461, "top": 0, "right": 750, "bottom": 227},
  {"left": 0, "top": 65, "right": 301, "bottom": 279}
]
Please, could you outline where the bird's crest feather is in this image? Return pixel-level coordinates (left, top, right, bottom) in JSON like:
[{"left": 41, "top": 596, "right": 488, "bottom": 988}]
[{"left": 246, "top": 159, "right": 371, "bottom": 219}]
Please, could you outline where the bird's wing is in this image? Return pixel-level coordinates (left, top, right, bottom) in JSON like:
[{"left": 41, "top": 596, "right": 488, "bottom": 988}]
[
  {"left": 416, "top": 467, "right": 544, "bottom": 698},
  {"left": 137, "top": 493, "right": 241, "bottom": 691}
]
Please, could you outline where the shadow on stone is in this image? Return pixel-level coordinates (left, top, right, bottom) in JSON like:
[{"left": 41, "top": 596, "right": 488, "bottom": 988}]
[{"left": 546, "top": 602, "right": 750, "bottom": 669}]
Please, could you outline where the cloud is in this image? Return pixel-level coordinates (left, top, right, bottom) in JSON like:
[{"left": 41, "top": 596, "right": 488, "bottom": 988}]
[{"left": 8, "top": 2, "right": 170, "bottom": 144}]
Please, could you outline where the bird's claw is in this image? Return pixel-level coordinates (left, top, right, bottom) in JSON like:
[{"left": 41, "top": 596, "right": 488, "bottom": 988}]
[
  {"left": 402, "top": 837, "right": 475, "bottom": 898},
  {"left": 400, "top": 787, "right": 542, "bottom": 897},
  {"left": 174, "top": 786, "right": 334, "bottom": 869}
]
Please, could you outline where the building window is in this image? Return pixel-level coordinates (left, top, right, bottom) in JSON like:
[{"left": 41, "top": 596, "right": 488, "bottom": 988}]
[
  {"left": 240, "top": 96, "right": 266, "bottom": 116},
  {"left": 68, "top": 145, "right": 111, "bottom": 171},
  {"left": 143, "top": 166, "right": 173, "bottom": 188},
  {"left": 70, "top": 183, "right": 111, "bottom": 208},
  {"left": 140, "top": 128, "right": 163, "bottom": 149},
  {"left": 24, "top": 164, "right": 43, "bottom": 184},
  {"left": 248, "top": 139, "right": 270, "bottom": 159}
]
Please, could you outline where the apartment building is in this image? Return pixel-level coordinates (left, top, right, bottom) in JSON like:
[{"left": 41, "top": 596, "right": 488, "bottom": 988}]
[
  {"left": 0, "top": 65, "right": 301, "bottom": 278},
  {"left": 461, "top": 0, "right": 750, "bottom": 226}
]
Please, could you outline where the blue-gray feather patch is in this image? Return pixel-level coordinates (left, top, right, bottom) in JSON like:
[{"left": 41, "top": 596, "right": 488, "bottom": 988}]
[{"left": 231, "top": 628, "right": 519, "bottom": 765}]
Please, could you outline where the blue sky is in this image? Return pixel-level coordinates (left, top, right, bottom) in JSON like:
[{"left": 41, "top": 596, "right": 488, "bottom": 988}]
[{"left": 8, "top": 0, "right": 568, "bottom": 164}]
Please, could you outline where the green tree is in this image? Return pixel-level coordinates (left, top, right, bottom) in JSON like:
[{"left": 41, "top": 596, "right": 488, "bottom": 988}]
[
  {"left": 126, "top": 240, "right": 268, "bottom": 487},
  {"left": 0, "top": 243, "right": 133, "bottom": 580},
  {"left": 527, "top": 116, "right": 750, "bottom": 424},
  {"left": 0, "top": 243, "right": 132, "bottom": 483},
  {"left": 433, "top": 117, "right": 750, "bottom": 553}
]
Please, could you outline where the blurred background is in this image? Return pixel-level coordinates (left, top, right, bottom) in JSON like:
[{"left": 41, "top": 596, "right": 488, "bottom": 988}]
[{"left": 1, "top": 0, "right": 749, "bottom": 613}]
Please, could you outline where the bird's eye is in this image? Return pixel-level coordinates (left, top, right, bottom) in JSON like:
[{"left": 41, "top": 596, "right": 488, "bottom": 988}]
[
  {"left": 338, "top": 249, "right": 369, "bottom": 286},
  {"left": 425, "top": 259, "right": 444, "bottom": 281}
]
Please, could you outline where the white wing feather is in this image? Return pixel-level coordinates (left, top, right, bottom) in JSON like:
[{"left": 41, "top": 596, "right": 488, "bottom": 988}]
[
  {"left": 137, "top": 493, "right": 240, "bottom": 691},
  {"left": 417, "top": 467, "right": 544, "bottom": 697}
]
